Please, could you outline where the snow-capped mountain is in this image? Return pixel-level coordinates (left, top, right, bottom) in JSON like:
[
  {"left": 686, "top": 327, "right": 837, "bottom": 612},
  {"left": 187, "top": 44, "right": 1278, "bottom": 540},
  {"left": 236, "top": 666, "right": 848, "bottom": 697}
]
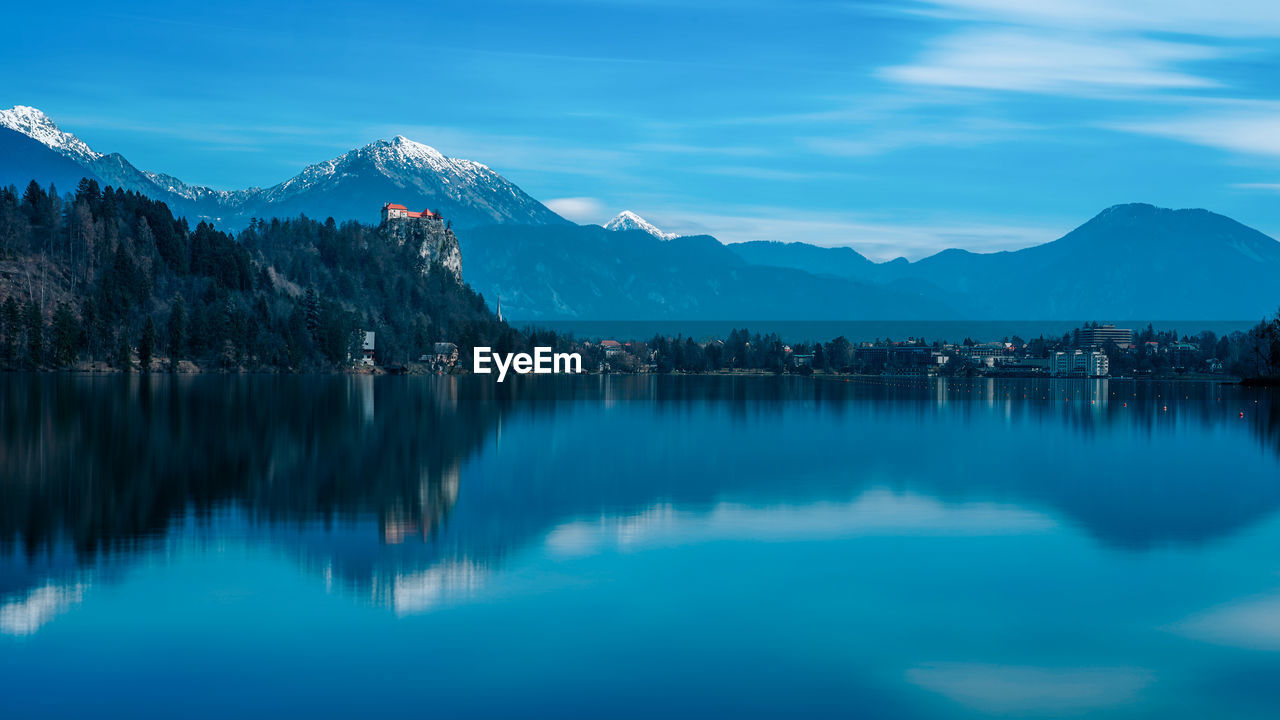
[
  {"left": 230, "top": 135, "right": 565, "bottom": 228},
  {"left": 0, "top": 105, "right": 100, "bottom": 164},
  {"left": 0, "top": 105, "right": 566, "bottom": 229},
  {"left": 604, "top": 210, "right": 678, "bottom": 240}
]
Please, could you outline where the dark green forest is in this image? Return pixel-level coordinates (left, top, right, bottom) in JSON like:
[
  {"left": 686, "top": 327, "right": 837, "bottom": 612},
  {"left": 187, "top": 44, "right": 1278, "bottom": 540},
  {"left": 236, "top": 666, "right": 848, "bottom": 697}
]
[{"left": 0, "top": 178, "right": 534, "bottom": 371}]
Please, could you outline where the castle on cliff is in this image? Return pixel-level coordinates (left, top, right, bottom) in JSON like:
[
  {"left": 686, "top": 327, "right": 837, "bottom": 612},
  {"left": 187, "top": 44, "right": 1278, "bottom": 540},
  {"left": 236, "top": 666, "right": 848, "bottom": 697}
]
[{"left": 381, "top": 203, "right": 439, "bottom": 222}]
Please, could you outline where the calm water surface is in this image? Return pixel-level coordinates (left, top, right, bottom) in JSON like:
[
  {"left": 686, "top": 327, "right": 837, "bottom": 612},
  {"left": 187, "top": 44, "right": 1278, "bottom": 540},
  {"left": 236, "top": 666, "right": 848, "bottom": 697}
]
[{"left": 2, "top": 374, "right": 1279, "bottom": 718}]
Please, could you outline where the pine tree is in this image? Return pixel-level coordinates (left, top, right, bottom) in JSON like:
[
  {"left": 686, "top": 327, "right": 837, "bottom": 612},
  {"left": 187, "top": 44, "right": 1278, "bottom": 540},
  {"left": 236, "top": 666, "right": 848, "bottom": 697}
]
[
  {"left": 304, "top": 287, "right": 320, "bottom": 341},
  {"left": 52, "top": 303, "right": 79, "bottom": 368},
  {"left": 168, "top": 295, "right": 187, "bottom": 365},
  {"left": 139, "top": 316, "right": 157, "bottom": 371}
]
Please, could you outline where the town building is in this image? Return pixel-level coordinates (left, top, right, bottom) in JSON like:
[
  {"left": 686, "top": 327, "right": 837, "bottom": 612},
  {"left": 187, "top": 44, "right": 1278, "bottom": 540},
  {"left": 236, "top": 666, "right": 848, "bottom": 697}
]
[
  {"left": 855, "top": 345, "right": 936, "bottom": 368},
  {"left": 418, "top": 342, "right": 459, "bottom": 372},
  {"left": 432, "top": 342, "right": 459, "bottom": 365},
  {"left": 984, "top": 357, "right": 1050, "bottom": 376},
  {"left": 381, "top": 203, "right": 440, "bottom": 223},
  {"left": 1051, "top": 349, "right": 1109, "bottom": 377},
  {"left": 1077, "top": 324, "right": 1133, "bottom": 348}
]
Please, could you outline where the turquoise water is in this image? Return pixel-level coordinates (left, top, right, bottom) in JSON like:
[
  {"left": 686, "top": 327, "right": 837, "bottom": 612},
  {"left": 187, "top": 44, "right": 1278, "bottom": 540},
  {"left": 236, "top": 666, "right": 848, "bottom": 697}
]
[{"left": 2, "top": 374, "right": 1279, "bottom": 718}]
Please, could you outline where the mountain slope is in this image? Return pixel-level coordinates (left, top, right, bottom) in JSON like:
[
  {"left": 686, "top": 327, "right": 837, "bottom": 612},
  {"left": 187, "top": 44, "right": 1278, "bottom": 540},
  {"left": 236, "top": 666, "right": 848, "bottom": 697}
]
[
  {"left": 0, "top": 128, "right": 104, "bottom": 191},
  {"left": 0, "top": 105, "right": 100, "bottom": 163},
  {"left": 456, "top": 224, "right": 955, "bottom": 320},
  {"left": 730, "top": 240, "right": 881, "bottom": 281},
  {"left": 0, "top": 106, "right": 567, "bottom": 230},
  {"left": 897, "top": 203, "right": 1280, "bottom": 319}
]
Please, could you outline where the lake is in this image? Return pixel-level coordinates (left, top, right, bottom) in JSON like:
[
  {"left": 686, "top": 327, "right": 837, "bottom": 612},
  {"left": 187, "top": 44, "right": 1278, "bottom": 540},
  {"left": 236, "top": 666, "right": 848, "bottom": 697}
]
[{"left": 2, "top": 373, "right": 1279, "bottom": 718}]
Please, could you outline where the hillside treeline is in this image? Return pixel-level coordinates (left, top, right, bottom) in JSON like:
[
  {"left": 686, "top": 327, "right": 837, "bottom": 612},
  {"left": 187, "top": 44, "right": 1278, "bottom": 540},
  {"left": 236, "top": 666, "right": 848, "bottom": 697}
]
[{"left": 0, "top": 179, "right": 523, "bottom": 371}]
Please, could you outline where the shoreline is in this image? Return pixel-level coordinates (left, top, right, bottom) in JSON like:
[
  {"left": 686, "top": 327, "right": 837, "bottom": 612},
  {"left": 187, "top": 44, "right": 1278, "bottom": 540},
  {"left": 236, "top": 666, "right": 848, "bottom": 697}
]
[{"left": 2, "top": 366, "right": 1254, "bottom": 384}]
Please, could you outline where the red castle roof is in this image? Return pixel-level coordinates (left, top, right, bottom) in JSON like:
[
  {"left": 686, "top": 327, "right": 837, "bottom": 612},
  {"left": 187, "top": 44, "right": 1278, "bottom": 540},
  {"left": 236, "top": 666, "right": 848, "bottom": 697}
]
[{"left": 383, "top": 202, "right": 438, "bottom": 219}]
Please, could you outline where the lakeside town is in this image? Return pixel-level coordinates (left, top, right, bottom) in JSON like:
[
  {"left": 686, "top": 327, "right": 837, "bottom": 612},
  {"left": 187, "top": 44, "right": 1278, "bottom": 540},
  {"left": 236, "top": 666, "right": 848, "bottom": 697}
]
[
  {"left": 366, "top": 319, "right": 1276, "bottom": 382},
  {"left": 547, "top": 322, "right": 1257, "bottom": 379}
]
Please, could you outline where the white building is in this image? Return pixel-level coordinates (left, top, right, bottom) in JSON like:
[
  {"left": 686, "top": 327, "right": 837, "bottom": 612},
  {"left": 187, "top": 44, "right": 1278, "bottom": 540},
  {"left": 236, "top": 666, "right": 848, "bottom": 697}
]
[
  {"left": 1052, "top": 350, "right": 1108, "bottom": 377},
  {"left": 361, "top": 332, "right": 375, "bottom": 366}
]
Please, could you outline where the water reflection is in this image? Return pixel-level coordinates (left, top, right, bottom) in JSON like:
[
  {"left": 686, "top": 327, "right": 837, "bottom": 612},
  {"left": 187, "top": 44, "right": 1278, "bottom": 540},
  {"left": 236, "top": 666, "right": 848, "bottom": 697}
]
[
  {"left": 1, "top": 374, "right": 1277, "bottom": 627},
  {"left": 4, "top": 373, "right": 1280, "bottom": 718}
]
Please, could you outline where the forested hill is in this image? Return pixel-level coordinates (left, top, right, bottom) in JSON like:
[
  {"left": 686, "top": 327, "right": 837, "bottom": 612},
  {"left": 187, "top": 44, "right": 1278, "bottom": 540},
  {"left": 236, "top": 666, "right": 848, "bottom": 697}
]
[{"left": 0, "top": 178, "right": 520, "bottom": 371}]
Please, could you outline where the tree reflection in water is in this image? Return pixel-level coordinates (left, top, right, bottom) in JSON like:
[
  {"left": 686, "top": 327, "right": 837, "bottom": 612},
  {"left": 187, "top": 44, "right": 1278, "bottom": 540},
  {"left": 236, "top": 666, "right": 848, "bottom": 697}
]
[{"left": 1, "top": 374, "right": 1277, "bottom": 617}]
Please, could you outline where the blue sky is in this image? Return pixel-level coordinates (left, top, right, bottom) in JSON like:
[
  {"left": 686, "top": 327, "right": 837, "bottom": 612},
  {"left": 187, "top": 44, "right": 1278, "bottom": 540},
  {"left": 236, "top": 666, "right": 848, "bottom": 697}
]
[{"left": 4, "top": 0, "right": 1280, "bottom": 259}]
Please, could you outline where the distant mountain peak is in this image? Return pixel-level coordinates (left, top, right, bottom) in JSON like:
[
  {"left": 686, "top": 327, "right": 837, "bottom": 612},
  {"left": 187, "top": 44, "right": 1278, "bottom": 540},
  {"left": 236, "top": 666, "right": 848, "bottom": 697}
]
[
  {"left": 0, "top": 104, "right": 101, "bottom": 164},
  {"left": 605, "top": 210, "right": 677, "bottom": 240},
  {"left": 382, "top": 135, "right": 446, "bottom": 160},
  {"left": 321, "top": 135, "right": 492, "bottom": 186}
]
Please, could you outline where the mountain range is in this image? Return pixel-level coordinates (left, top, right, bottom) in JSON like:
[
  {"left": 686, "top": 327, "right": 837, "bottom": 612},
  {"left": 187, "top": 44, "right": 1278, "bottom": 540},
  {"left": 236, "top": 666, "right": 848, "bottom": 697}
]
[
  {"left": 727, "top": 203, "right": 1280, "bottom": 320},
  {"left": 3, "top": 104, "right": 1278, "bottom": 321},
  {"left": 0, "top": 105, "right": 565, "bottom": 229}
]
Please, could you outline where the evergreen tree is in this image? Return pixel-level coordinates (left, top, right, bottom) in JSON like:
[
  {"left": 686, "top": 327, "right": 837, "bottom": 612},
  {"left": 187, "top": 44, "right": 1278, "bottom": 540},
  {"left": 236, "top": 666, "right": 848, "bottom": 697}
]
[
  {"left": 52, "top": 303, "right": 79, "bottom": 368},
  {"left": 168, "top": 295, "right": 187, "bottom": 364},
  {"left": 304, "top": 287, "right": 321, "bottom": 341},
  {"left": 80, "top": 297, "right": 105, "bottom": 362},
  {"left": 139, "top": 316, "right": 157, "bottom": 371}
]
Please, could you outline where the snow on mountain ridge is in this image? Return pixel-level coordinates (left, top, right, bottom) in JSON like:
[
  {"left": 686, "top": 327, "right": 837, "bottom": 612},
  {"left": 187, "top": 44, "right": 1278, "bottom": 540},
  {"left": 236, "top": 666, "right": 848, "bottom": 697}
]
[
  {"left": 2, "top": 104, "right": 565, "bottom": 228},
  {"left": 266, "top": 136, "right": 501, "bottom": 200},
  {"left": 0, "top": 105, "right": 101, "bottom": 163},
  {"left": 605, "top": 210, "right": 678, "bottom": 240}
]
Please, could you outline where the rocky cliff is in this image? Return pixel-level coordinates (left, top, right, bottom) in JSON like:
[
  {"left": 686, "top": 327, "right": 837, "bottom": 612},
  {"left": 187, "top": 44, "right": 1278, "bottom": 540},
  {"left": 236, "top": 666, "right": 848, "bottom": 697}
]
[{"left": 380, "top": 214, "right": 463, "bottom": 281}]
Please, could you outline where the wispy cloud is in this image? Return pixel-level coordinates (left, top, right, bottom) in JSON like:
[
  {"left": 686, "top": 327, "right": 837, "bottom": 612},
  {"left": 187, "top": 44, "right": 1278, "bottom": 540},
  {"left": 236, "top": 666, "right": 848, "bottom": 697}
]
[
  {"left": 903, "top": 0, "right": 1280, "bottom": 37},
  {"left": 866, "top": 0, "right": 1280, "bottom": 176},
  {"left": 544, "top": 197, "right": 606, "bottom": 223},
  {"left": 1233, "top": 182, "right": 1280, "bottom": 193},
  {"left": 1108, "top": 102, "right": 1280, "bottom": 158},
  {"left": 881, "top": 29, "right": 1221, "bottom": 95}
]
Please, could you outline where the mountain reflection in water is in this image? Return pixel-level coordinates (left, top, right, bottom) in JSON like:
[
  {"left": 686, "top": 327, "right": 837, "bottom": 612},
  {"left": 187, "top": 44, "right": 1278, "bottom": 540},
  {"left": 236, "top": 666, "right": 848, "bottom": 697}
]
[{"left": 2, "top": 374, "right": 1279, "bottom": 718}]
